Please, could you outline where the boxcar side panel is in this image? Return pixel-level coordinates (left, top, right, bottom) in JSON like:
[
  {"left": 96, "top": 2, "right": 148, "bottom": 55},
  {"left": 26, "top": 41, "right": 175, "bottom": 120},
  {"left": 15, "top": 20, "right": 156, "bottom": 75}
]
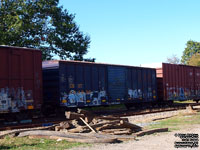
[
  {"left": 122, "top": 67, "right": 157, "bottom": 103},
  {"left": 194, "top": 67, "right": 200, "bottom": 100},
  {"left": 0, "top": 46, "right": 43, "bottom": 113},
  {"left": 127, "top": 68, "right": 143, "bottom": 101},
  {"left": 44, "top": 61, "right": 158, "bottom": 108},
  {"left": 59, "top": 62, "right": 107, "bottom": 107},
  {"left": 0, "top": 48, "right": 9, "bottom": 89},
  {"left": 107, "top": 66, "right": 127, "bottom": 103},
  {"left": 161, "top": 63, "right": 198, "bottom": 101},
  {"left": 142, "top": 69, "right": 148, "bottom": 101},
  {"left": 43, "top": 68, "right": 60, "bottom": 104},
  {"left": 32, "top": 50, "right": 43, "bottom": 109}
]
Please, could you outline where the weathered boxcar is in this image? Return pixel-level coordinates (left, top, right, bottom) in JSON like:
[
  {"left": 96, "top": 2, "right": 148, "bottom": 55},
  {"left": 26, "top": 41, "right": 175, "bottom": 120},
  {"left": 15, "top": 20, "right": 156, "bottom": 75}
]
[
  {"left": 43, "top": 60, "right": 157, "bottom": 108},
  {"left": 156, "top": 63, "right": 200, "bottom": 102},
  {"left": 0, "top": 46, "right": 43, "bottom": 113}
]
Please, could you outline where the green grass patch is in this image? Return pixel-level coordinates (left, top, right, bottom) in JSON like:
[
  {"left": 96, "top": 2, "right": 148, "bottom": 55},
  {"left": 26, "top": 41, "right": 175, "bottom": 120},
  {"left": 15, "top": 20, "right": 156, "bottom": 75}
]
[
  {"left": 173, "top": 100, "right": 195, "bottom": 103},
  {"left": 0, "top": 136, "right": 89, "bottom": 150},
  {"left": 146, "top": 112, "right": 200, "bottom": 131}
]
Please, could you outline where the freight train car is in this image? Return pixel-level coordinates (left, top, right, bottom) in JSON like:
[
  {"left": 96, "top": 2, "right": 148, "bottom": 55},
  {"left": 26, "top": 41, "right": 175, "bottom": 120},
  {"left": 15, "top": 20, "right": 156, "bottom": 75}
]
[
  {"left": 0, "top": 46, "right": 43, "bottom": 115},
  {"left": 156, "top": 63, "right": 200, "bottom": 103},
  {"left": 42, "top": 60, "right": 157, "bottom": 110}
]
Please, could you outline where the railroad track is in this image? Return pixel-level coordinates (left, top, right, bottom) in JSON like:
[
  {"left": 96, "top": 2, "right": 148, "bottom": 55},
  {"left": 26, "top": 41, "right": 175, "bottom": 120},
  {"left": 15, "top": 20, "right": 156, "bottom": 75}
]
[
  {"left": 91, "top": 103, "right": 200, "bottom": 117},
  {"left": 0, "top": 117, "right": 66, "bottom": 131},
  {"left": 1, "top": 103, "right": 199, "bottom": 131}
]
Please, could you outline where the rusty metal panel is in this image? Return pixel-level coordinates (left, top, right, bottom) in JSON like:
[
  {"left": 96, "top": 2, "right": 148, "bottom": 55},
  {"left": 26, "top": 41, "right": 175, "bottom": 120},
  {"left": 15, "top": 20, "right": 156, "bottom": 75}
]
[
  {"left": 0, "top": 46, "right": 42, "bottom": 113},
  {"left": 194, "top": 67, "right": 200, "bottom": 99},
  {"left": 33, "top": 50, "right": 43, "bottom": 109},
  {"left": 157, "top": 63, "right": 200, "bottom": 101}
]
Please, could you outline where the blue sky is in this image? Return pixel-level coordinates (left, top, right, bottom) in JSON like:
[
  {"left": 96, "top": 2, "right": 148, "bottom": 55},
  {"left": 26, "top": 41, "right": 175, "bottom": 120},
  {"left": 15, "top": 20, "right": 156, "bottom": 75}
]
[{"left": 59, "top": 0, "right": 200, "bottom": 66}]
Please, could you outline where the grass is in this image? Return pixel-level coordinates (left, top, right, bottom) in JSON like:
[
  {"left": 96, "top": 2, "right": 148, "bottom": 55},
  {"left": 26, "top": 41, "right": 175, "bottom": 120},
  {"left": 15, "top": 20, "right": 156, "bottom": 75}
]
[
  {"left": 146, "top": 112, "right": 200, "bottom": 131},
  {"left": 0, "top": 136, "right": 89, "bottom": 150},
  {"left": 173, "top": 100, "right": 196, "bottom": 103}
]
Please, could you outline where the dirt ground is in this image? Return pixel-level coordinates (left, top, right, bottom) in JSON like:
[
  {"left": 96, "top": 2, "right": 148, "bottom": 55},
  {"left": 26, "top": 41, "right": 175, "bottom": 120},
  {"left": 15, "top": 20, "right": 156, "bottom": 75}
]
[{"left": 70, "top": 124, "right": 200, "bottom": 150}]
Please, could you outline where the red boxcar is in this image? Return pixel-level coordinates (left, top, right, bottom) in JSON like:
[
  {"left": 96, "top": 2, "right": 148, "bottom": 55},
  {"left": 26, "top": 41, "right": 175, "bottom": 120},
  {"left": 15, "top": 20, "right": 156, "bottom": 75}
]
[
  {"left": 157, "top": 63, "right": 200, "bottom": 102},
  {"left": 0, "top": 46, "right": 42, "bottom": 113}
]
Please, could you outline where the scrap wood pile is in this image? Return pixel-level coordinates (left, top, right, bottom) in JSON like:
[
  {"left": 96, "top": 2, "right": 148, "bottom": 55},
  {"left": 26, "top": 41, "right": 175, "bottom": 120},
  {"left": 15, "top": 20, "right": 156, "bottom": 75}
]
[
  {"left": 55, "top": 109, "right": 142, "bottom": 135},
  {"left": 0, "top": 109, "right": 169, "bottom": 143}
]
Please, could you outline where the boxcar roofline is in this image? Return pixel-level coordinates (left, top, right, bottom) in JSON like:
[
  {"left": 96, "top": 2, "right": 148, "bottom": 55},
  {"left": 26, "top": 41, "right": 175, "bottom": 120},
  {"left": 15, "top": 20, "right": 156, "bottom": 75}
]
[
  {"left": 0, "top": 45, "right": 40, "bottom": 51},
  {"left": 43, "top": 60, "right": 156, "bottom": 70}
]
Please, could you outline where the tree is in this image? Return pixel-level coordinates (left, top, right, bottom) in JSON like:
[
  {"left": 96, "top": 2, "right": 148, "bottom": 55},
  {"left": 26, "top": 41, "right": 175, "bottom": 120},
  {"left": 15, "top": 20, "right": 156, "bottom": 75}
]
[
  {"left": 166, "top": 54, "right": 180, "bottom": 64},
  {"left": 0, "top": 0, "right": 92, "bottom": 61},
  {"left": 181, "top": 40, "right": 200, "bottom": 64},
  {"left": 187, "top": 53, "right": 200, "bottom": 66}
]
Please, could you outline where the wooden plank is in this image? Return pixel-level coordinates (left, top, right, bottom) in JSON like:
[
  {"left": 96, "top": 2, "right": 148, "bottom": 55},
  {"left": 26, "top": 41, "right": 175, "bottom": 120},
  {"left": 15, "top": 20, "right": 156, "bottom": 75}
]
[
  {"left": 84, "top": 116, "right": 93, "bottom": 123},
  {"left": 19, "top": 130, "right": 118, "bottom": 143},
  {"left": 80, "top": 117, "right": 97, "bottom": 133},
  {"left": 101, "top": 128, "right": 132, "bottom": 135},
  {"left": 96, "top": 123, "right": 119, "bottom": 131},
  {"left": 90, "top": 120, "right": 121, "bottom": 129},
  {"left": 67, "top": 126, "right": 85, "bottom": 133},
  {"left": 119, "top": 120, "right": 142, "bottom": 131},
  {"left": 136, "top": 128, "right": 169, "bottom": 136},
  {"left": 0, "top": 125, "right": 57, "bottom": 139},
  {"left": 59, "top": 121, "right": 71, "bottom": 129},
  {"left": 65, "top": 112, "right": 85, "bottom": 120},
  {"left": 77, "top": 109, "right": 95, "bottom": 116}
]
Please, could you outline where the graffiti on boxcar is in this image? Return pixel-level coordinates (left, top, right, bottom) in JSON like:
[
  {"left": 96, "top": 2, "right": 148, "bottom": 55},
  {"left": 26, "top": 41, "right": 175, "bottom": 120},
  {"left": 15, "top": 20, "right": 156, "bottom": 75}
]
[
  {"left": 60, "top": 90, "right": 107, "bottom": 107},
  {"left": 0, "top": 87, "right": 34, "bottom": 112},
  {"left": 179, "top": 88, "right": 185, "bottom": 99},
  {"left": 166, "top": 87, "right": 175, "bottom": 100},
  {"left": 166, "top": 87, "right": 196, "bottom": 100},
  {"left": 167, "top": 87, "right": 182, "bottom": 100},
  {"left": 128, "top": 88, "right": 155, "bottom": 100},
  {"left": 147, "top": 87, "right": 153, "bottom": 98},
  {"left": 128, "top": 89, "right": 143, "bottom": 99}
]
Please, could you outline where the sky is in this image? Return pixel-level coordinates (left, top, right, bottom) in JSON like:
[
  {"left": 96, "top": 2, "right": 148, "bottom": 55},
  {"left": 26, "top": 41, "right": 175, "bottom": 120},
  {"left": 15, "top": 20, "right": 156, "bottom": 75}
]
[{"left": 59, "top": 0, "right": 200, "bottom": 67}]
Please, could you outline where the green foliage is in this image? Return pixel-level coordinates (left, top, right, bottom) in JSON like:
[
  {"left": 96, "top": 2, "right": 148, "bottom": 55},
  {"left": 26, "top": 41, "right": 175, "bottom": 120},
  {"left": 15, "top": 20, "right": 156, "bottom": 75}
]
[
  {"left": 181, "top": 40, "right": 200, "bottom": 64},
  {"left": 0, "top": 0, "right": 91, "bottom": 61},
  {"left": 187, "top": 53, "right": 200, "bottom": 66},
  {"left": 82, "top": 58, "right": 96, "bottom": 62}
]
